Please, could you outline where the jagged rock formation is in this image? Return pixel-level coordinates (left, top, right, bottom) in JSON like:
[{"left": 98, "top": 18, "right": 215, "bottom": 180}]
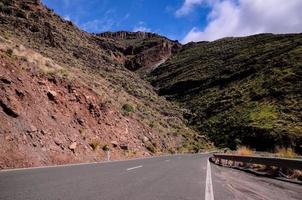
[{"left": 98, "top": 31, "right": 158, "bottom": 40}]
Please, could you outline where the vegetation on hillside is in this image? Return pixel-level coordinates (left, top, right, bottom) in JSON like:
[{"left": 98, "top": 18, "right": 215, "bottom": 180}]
[{"left": 149, "top": 34, "right": 302, "bottom": 153}]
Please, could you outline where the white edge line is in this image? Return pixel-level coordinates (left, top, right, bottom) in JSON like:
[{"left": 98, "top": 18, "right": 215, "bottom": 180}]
[
  {"left": 126, "top": 165, "right": 143, "bottom": 171},
  {"left": 205, "top": 159, "right": 215, "bottom": 200},
  {"left": 0, "top": 152, "right": 214, "bottom": 173}
]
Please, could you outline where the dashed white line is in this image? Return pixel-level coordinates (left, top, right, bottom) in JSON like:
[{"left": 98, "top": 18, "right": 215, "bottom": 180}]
[
  {"left": 165, "top": 159, "right": 170, "bottom": 162},
  {"left": 126, "top": 165, "right": 143, "bottom": 171},
  {"left": 205, "top": 160, "right": 215, "bottom": 200}
]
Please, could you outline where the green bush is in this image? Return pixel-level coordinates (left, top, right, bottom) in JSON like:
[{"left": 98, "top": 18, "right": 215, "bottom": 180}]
[
  {"left": 6, "top": 48, "right": 13, "bottom": 57},
  {"left": 122, "top": 103, "right": 134, "bottom": 113},
  {"left": 20, "top": 56, "right": 28, "bottom": 62},
  {"left": 102, "top": 144, "right": 110, "bottom": 151}
]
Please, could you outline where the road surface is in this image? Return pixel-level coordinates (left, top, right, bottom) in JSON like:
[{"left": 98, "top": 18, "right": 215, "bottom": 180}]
[{"left": 0, "top": 154, "right": 301, "bottom": 200}]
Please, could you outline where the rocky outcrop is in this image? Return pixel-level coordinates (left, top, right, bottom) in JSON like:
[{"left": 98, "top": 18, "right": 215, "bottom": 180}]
[
  {"left": 97, "top": 31, "right": 181, "bottom": 74},
  {"left": 98, "top": 31, "right": 159, "bottom": 40}
]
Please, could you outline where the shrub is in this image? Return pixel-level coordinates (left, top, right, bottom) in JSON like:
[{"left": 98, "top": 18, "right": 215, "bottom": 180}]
[
  {"left": 146, "top": 144, "right": 156, "bottom": 153},
  {"left": 122, "top": 103, "right": 134, "bottom": 113},
  {"left": 20, "top": 56, "right": 28, "bottom": 62},
  {"left": 6, "top": 48, "right": 13, "bottom": 57},
  {"left": 168, "top": 148, "right": 176, "bottom": 154},
  {"left": 58, "top": 68, "right": 69, "bottom": 78},
  {"left": 276, "top": 147, "right": 296, "bottom": 158},
  {"left": 0, "top": 1, "right": 12, "bottom": 15},
  {"left": 21, "top": 3, "right": 30, "bottom": 10},
  {"left": 149, "top": 121, "right": 155, "bottom": 128},
  {"left": 89, "top": 142, "right": 100, "bottom": 151},
  {"left": 237, "top": 146, "right": 253, "bottom": 156},
  {"left": 2, "top": 0, "right": 12, "bottom": 6},
  {"left": 102, "top": 144, "right": 110, "bottom": 151}
]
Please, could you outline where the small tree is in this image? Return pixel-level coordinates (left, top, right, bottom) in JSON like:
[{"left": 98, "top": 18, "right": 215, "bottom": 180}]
[
  {"left": 122, "top": 103, "right": 134, "bottom": 113},
  {"left": 103, "top": 144, "right": 110, "bottom": 161},
  {"left": 102, "top": 144, "right": 110, "bottom": 151}
]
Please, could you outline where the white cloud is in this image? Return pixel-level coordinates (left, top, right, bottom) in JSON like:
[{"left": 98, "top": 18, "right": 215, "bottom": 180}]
[
  {"left": 63, "top": 15, "right": 71, "bottom": 21},
  {"left": 176, "top": 0, "right": 204, "bottom": 17},
  {"left": 80, "top": 9, "right": 116, "bottom": 33},
  {"left": 81, "top": 19, "right": 114, "bottom": 33},
  {"left": 133, "top": 22, "right": 151, "bottom": 32},
  {"left": 180, "top": 0, "right": 302, "bottom": 43}
]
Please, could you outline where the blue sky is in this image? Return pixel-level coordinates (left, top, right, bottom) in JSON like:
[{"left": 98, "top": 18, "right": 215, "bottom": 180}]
[
  {"left": 42, "top": 0, "right": 210, "bottom": 41},
  {"left": 42, "top": 0, "right": 302, "bottom": 43}
]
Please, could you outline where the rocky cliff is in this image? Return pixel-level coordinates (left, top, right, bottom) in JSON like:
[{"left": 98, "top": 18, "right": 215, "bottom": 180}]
[{"left": 97, "top": 31, "right": 181, "bottom": 75}]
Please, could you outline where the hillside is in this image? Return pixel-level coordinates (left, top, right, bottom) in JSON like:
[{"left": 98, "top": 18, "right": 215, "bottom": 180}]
[
  {"left": 149, "top": 34, "right": 302, "bottom": 153},
  {"left": 0, "top": 0, "right": 209, "bottom": 169}
]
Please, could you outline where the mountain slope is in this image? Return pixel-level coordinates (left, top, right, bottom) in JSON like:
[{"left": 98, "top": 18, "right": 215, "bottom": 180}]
[
  {"left": 149, "top": 34, "right": 302, "bottom": 152},
  {"left": 0, "top": 0, "right": 209, "bottom": 169}
]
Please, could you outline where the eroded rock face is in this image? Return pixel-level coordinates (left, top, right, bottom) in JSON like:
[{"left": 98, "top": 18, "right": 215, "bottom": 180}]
[
  {"left": 97, "top": 31, "right": 181, "bottom": 73},
  {"left": 98, "top": 31, "right": 158, "bottom": 40},
  {"left": 0, "top": 50, "right": 189, "bottom": 169}
]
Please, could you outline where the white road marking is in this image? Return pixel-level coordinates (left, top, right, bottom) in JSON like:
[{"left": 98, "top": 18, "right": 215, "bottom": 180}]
[
  {"left": 205, "top": 160, "right": 215, "bottom": 200},
  {"left": 165, "top": 159, "right": 170, "bottom": 162},
  {"left": 126, "top": 165, "right": 143, "bottom": 171}
]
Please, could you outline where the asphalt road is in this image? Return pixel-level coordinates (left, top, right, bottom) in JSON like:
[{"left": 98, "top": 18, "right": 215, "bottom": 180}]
[{"left": 0, "top": 154, "right": 301, "bottom": 200}]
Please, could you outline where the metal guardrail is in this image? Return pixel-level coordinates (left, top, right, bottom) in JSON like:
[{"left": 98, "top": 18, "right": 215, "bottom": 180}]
[{"left": 212, "top": 154, "right": 302, "bottom": 170}]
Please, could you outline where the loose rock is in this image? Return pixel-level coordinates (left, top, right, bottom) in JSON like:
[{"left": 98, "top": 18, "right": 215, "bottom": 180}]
[
  {"left": 47, "top": 90, "right": 57, "bottom": 101},
  {"left": 69, "top": 142, "right": 77, "bottom": 151}
]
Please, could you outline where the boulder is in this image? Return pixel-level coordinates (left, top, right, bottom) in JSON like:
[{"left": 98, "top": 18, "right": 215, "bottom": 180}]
[
  {"left": 69, "top": 142, "right": 77, "bottom": 151},
  {"left": 47, "top": 90, "right": 57, "bottom": 101},
  {"left": 142, "top": 136, "right": 149, "bottom": 143},
  {"left": 29, "top": 125, "right": 37, "bottom": 132}
]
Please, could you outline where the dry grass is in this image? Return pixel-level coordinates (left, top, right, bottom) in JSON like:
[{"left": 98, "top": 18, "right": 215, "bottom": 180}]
[
  {"left": 89, "top": 141, "right": 100, "bottom": 151},
  {"left": 292, "top": 170, "right": 302, "bottom": 181},
  {"left": 237, "top": 146, "right": 254, "bottom": 156},
  {"left": 275, "top": 147, "right": 297, "bottom": 158}
]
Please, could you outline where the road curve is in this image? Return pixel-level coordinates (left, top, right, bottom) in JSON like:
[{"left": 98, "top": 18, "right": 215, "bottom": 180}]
[{"left": 0, "top": 154, "right": 301, "bottom": 200}]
